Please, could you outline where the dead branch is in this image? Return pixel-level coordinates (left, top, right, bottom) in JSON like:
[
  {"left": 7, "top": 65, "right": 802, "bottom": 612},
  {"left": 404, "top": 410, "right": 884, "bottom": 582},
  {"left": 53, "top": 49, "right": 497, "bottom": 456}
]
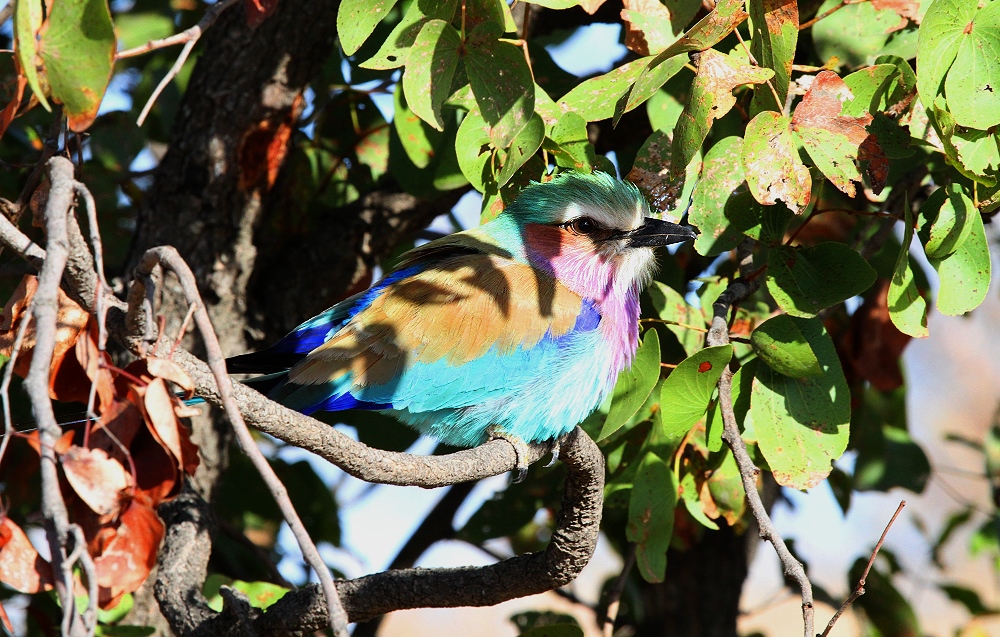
[
  {"left": 820, "top": 501, "right": 906, "bottom": 637},
  {"left": 24, "top": 156, "right": 91, "bottom": 636},
  {"left": 131, "top": 246, "right": 349, "bottom": 637},
  {"left": 706, "top": 239, "right": 815, "bottom": 637}
]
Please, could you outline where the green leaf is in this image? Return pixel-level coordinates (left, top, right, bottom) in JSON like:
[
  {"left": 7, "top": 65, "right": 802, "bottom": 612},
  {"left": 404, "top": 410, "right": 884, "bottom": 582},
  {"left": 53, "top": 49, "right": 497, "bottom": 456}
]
[
  {"left": 360, "top": 0, "right": 458, "bottom": 70},
  {"left": 646, "top": 81, "right": 688, "bottom": 133},
  {"left": 204, "top": 575, "right": 289, "bottom": 612},
  {"left": 747, "top": 317, "right": 850, "bottom": 489},
  {"left": 918, "top": 183, "right": 975, "bottom": 258},
  {"left": 558, "top": 57, "right": 649, "bottom": 122},
  {"left": 942, "top": 1, "right": 1000, "bottom": 129},
  {"left": 465, "top": 22, "right": 535, "bottom": 148},
  {"left": 659, "top": 345, "right": 734, "bottom": 442},
  {"left": 766, "top": 243, "right": 878, "bottom": 317},
  {"left": 742, "top": 111, "right": 811, "bottom": 212},
  {"left": 748, "top": 0, "right": 799, "bottom": 115},
  {"left": 705, "top": 448, "right": 746, "bottom": 525},
  {"left": 854, "top": 425, "right": 931, "bottom": 493},
  {"left": 114, "top": 13, "right": 175, "bottom": 51},
  {"left": 627, "top": 451, "right": 677, "bottom": 583},
  {"left": 689, "top": 136, "right": 747, "bottom": 256},
  {"left": 680, "top": 471, "right": 719, "bottom": 530},
  {"left": 916, "top": 0, "right": 978, "bottom": 107},
  {"left": 706, "top": 359, "right": 756, "bottom": 453},
  {"left": 545, "top": 111, "right": 595, "bottom": 171},
  {"left": 15, "top": 0, "right": 49, "bottom": 111},
  {"left": 497, "top": 112, "right": 544, "bottom": 186},
  {"left": 841, "top": 64, "right": 897, "bottom": 118},
  {"left": 600, "top": 329, "right": 662, "bottom": 441},
  {"left": 39, "top": 0, "right": 116, "bottom": 131},
  {"left": 616, "top": 0, "right": 748, "bottom": 121},
  {"left": 671, "top": 50, "right": 773, "bottom": 176},
  {"left": 796, "top": 127, "right": 866, "bottom": 198},
  {"left": 401, "top": 20, "right": 462, "bottom": 131},
  {"left": 888, "top": 198, "right": 928, "bottom": 338},
  {"left": 647, "top": 281, "right": 706, "bottom": 357},
  {"left": 455, "top": 110, "right": 493, "bottom": 192},
  {"left": 393, "top": 85, "right": 443, "bottom": 169},
  {"left": 750, "top": 314, "right": 822, "bottom": 377},
  {"left": 927, "top": 199, "right": 991, "bottom": 316},
  {"left": 928, "top": 101, "right": 1000, "bottom": 186},
  {"left": 940, "top": 584, "right": 999, "bottom": 616},
  {"left": 337, "top": 0, "right": 399, "bottom": 56},
  {"left": 813, "top": 0, "right": 907, "bottom": 68}
]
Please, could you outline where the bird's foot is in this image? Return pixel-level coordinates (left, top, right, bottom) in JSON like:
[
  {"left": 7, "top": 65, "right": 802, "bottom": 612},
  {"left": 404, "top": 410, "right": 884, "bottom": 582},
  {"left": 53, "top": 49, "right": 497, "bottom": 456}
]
[
  {"left": 487, "top": 427, "right": 529, "bottom": 483},
  {"left": 544, "top": 437, "right": 561, "bottom": 468}
]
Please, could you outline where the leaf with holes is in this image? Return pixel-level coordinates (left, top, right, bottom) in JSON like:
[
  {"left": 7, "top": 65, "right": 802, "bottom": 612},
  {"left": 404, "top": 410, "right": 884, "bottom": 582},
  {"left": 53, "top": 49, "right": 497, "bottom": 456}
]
[
  {"left": 465, "top": 22, "right": 535, "bottom": 148},
  {"left": 792, "top": 71, "right": 886, "bottom": 197},
  {"left": 751, "top": 314, "right": 822, "bottom": 377},
  {"left": 767, "top": 243, "right": 877, "bottom": 317},
  {"left": 659, "top": 345, "right": 733, "bottom": 442},
  {"left": 337, "top": 0, "right": 399, "bottom": 56},
  {"left": 916, "top": 0, "right": 978, "bottom": 108},
  {"left": 38, "top": 0, "right": 116, "bottom": 131},
  {"left": 62, "top": 445, "right": 133, "bottom": 518},
  {"left": 627, "top": 451, "right": 676, "bottom": 583},
  {"left": 672, "top": 50, "right": 773, "bottom": 176},
  {"left": 401, "top": 19, "right": 461, "bottom": 131},
  {"left": 747, "top": 317, "right": 850, "bottom": 490},
  {"left": 360, "top": 0, "right": 458, "bottom": 70},
  {"left": 689, "top": 136, "right": 747, "bottom": 256},
  {"left": 627, "top": 130, "right": 685, "bottom": 214},
  {"left": 600, "top": 329, "right": 661, "bottom": 440},
  {"left": 941, "top": 2, "right": 1000, "bottom": 129},
  {"left": 742, "top": 111, "right": 810, "bottom": 212},
  {"left": 748, "top": 0, "right": 798, "bottom": 115}
]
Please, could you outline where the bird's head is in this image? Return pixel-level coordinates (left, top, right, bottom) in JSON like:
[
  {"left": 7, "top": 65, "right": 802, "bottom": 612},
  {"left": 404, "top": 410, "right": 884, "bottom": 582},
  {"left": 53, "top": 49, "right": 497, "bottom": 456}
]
[{"left": 501, "top": 172, "right": 696, "bottom": 300}]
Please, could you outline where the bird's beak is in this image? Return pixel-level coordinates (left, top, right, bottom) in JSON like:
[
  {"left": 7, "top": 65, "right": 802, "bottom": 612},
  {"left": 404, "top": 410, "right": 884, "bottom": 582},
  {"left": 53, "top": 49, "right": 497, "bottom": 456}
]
[{"left": 617, "top": 217, "right": 698, "bottom": 248}]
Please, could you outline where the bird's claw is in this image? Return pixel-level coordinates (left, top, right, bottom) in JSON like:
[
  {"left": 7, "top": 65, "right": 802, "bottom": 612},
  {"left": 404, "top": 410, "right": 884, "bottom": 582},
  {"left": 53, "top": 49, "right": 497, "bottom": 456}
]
[
  {"left": 544, "top": 437, "right": 561, "bottom": 468},
  {"left": 488, "top": 427, "right": 529, "bottom": 483}
]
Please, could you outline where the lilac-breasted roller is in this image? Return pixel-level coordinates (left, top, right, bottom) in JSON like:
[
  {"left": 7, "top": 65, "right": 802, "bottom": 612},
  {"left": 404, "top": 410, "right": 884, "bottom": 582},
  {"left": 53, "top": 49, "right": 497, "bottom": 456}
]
[{"left": 228, "top": 172, "right": 695, "bottom": 452}]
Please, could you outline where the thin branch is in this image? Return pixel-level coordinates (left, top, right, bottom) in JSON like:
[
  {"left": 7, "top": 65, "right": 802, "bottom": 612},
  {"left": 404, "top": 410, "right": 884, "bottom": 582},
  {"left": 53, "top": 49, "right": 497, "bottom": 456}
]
[
  {"left": 24, "top": 157, "right": 88, "bottom": 637},
  {"left": 132, "top": 246, "right": 349, "bottom": 637},
  {"left": 600, "top": 543, "right": 636, "bottom": 637},
  {"left": 706, "top": 240, "right": 815, "bottom": 637},
  {"left": 128, "top": 0, "right": 241, "bottom": 126},
  {"left": 820, "top": 501, "right": 906, "bottom": 637}
]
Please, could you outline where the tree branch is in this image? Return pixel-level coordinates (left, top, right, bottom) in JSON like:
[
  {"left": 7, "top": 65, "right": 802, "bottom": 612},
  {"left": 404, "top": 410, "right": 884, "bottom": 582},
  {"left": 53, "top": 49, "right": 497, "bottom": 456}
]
[
  {"left": 706, "top": 241, "right": 815, "bottom": 637},
  {"left": 25, "top": 156, "right": 89, "bottom": 637},
  {"left": 131, "top": 246, "right": 349, "bottom": 637}
]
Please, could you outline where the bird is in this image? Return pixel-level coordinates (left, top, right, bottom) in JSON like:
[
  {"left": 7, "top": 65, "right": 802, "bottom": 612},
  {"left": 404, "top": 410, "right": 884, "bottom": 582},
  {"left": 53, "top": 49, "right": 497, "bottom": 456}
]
[{"left": 227, "top": 172, "right": 696, "bottom": 470}]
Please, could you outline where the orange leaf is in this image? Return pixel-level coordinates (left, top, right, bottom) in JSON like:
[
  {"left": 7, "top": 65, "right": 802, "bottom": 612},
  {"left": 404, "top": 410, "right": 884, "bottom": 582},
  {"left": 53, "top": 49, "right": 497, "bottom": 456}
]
[
  {"left": 93, "top": 497, "right": 163, "bottom": 609},
  {"left": 24, "top": 429, "right": 75, "bottom": 456},
  {"left": 872, "top": 0, "right": 919, "bottom": 31},
  {"left": 142, "top": 379, "right": 188, "bottom": 472},
  {"left": 145, "top": 357, "right": 194, "bottom": 399},
  {"left": 0, "top": 598, "right": 13, "bottom": 634},
  {"left": 0, "top": 517, "right": 52, "bottom": 594},
  {"left": 0, "top": 70, "right": 27, "bottom": 143},
  {"left": 61, "top": 445, "right": 133, "bottom": 518}
]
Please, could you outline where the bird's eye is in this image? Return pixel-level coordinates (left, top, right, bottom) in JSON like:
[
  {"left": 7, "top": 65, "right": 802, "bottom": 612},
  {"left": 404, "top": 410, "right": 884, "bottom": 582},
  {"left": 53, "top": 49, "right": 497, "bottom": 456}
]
[{"left": 565, "top": 217, "right": 600, "bottom": 235}]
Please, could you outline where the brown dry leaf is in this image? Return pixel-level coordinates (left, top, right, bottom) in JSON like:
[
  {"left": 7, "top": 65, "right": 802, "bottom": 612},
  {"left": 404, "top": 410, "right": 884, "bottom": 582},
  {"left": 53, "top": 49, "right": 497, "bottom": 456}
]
[
  {"left": 0, "top": 70, "right": 26, "bottom": 143},
  {"left": 141, "top": 378, "right": 200, "bottom": 476},
  {"left": 578, "top": 0, "right": 608, "bottom": 14},
  {"left": 0, "top": 274, "right": 90, "bottom": 382},
  {"left": 0, "top": 517, "right": 52, "bottom": 594},
  {"left": 61, "top": 446, "right": 133, "bottom": 518},
  {"left": 872, "top": 0, "right": 920, "bottom": 32},
  {"left": 24, "top": 429, "right": 75, "bottom": 457},
  {"left": 146, "top": 357, "right": 194, "bottom": 398},
  {"left": 93, "top": 496, "right": 164, "bottom": 609},
  {"left": 841, "top": 278, "right": 911, "bottom": 392},
  {"left": 244, "top": 0, "right": 278, "bottom": 27},
  {"left": 237, "top": 93, "right": 302, "bottom": 191},
  {"left": 0, "top": 598, "right": 13, "bottom": 634},
  {"left": 792, "top": 71, "right": 888, "bottom": 196}
]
